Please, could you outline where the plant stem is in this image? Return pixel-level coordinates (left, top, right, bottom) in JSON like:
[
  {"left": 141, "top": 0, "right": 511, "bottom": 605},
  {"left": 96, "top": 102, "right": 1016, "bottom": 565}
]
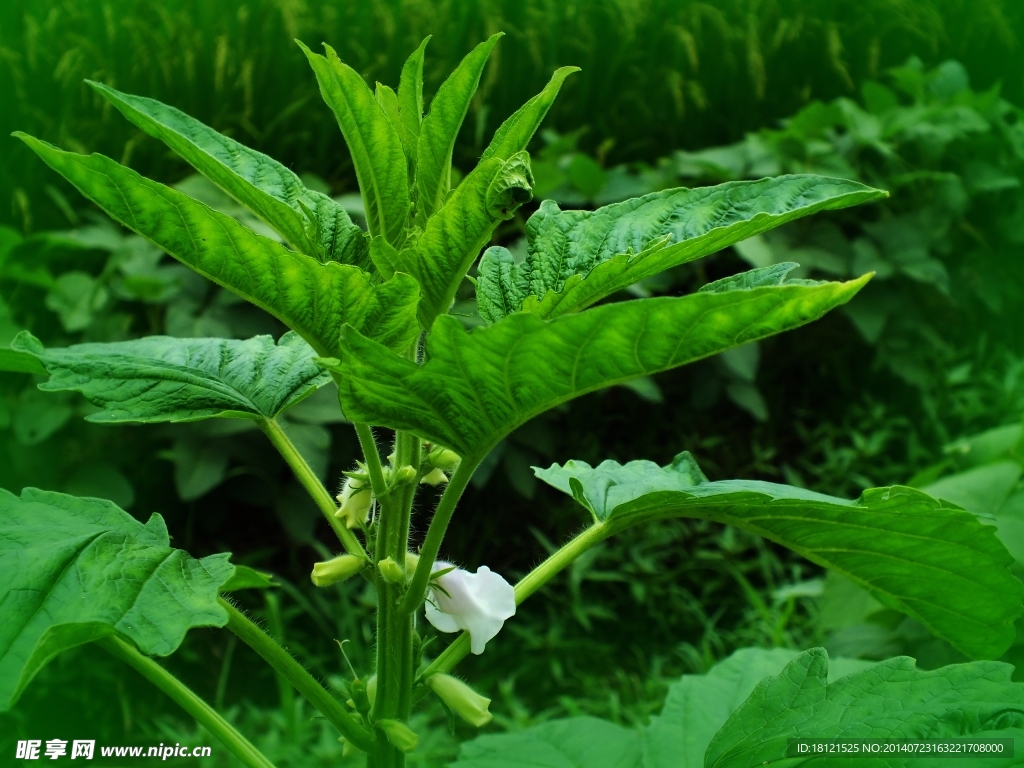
[
  {"left": 97, "top": 635, "right": 277, "bottom": 768},
  {"left": 355, "top": 422, "right": 389, "bottom": 500},
  {"left": 419, "top": 522, "right": 609, "bottom": 679},
  {"left": 260, "top": 417, "right": 367, "bottom": 559},
  {"left": 398, "top": 457, "right": 479, "bottom": 615},
  {"left": 221, "top": 599, "right": 377, "bottom": 754}
]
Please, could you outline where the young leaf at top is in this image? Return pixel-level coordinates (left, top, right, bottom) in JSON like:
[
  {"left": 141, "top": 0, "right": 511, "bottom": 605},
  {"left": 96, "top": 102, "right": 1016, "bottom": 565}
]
[
  {"left": 12, "top": 331, "right": 329, "bottom": 424},
  {"left": 535, "top": 452, "right": 1024, "bottom": 660},
  {"left": 88, "top": 81, "right": 369, "bottom": 269},
  {"left": 328, "top": 274, "right": 869, "bottom": 459},
  {"left": 0, "top": 488, "right": 235, "bottom": 711},
  {"left": 14, "top": 134, "right": 421, "bottom": 359},
  {"left": 397, "top": 36, "right": 431, "bottom": 162},
  {"left": 415, "top": 33, "right": 502, "bottom": 225},
  {"left": 389, "top": 151, "right": 534, "bottom": 327},
  {"left": 706, "top": 649, "right": 1024, "bottom": 767},
  {"left": 476, "top": 175, "right": 887, "bottom": 323},
  {"left": 299, "top": 41, "right": 410, "bottom": 246}
]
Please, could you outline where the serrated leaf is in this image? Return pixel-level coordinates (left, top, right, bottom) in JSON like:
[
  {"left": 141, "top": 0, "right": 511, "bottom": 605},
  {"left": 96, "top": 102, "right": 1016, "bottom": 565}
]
[
  {"left": 705, "top": 649, "right": 1024, "bottom": 767},
  {"left": 12, "top": 331, "right": 329, "bottom": 423},
  {"left": 329, "top": 276, "right": 869, "bottom": 459},
  {"left": 534, "top": 452, "right": 1024, "bottom": 659},
  {"left": 647, "top": 648, "right": 876, "bottom": 768},
  {"left": 0, "top": 488, "right": 234, "bottom": 710},
  {"left": 14, "top": 134, "right": 420, "bottom": 359},
  {"left": 415, "top": 33, "right": 501, "bottom": 225},
  {"left": 480, "top": 67, "right": 580, "bottom": 163},
  {"left": 397, "top": 36, "right": 431, "bottom": 163},
  {"left": 88, "top": 81, "right": 369, "bottom": 268},
  {"left": 394, "top": 152, "right": 534, "bottom": 328},
  {"left": 299, "top": 41, "right": 410, "bottom": 246},
  {"left": 476, "top": 176, "right": 886, "bottom": 322}
]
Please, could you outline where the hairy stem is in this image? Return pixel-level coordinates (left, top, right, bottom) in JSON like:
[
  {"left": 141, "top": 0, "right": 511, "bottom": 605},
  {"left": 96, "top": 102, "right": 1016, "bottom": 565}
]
[
  {"left": 419, "top": 522, "right": 609, "bottom": 679},
  {"left": 98, "top": 635, "right": 277, "bottom": 768},
  {"left": 355, "top": 422, "right": 390, "bottom": 500},
  {"left": 398, "top": 457, "right": 480, "bottom": 615},
  {"left": 260, "top": 418, "right": 367, "bottom": 559},
  {"left": 221, "top": 599, "right": 377, "bottom": 754}
]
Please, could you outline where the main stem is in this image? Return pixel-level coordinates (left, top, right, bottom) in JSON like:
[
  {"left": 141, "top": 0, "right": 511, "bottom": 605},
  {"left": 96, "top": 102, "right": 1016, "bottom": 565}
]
[
  {"left": 97, "top": 635, "right": 277, "bottom": 768},
  {"left": 260, "top": 417, "right": 367, "bottom": 559}
]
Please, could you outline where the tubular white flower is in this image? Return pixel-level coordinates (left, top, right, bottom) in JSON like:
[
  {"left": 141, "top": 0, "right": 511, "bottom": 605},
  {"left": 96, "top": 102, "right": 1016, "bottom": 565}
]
[
  {"left": 424, "top": 561, "right": 515, "bottom": 655},
  {"left": 335, "top": 476, "right": 372, "bottom": 529}
]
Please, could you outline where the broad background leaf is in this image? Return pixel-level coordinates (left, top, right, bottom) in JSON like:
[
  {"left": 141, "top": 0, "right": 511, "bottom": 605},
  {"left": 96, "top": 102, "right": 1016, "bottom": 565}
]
[
  {"left": 0, "top": 488, "right": 234, "bottom": 710},
  {"left": 331, "top": 276, "right": 869, "bottom": 458},
  {"left": 14, "top": 134, "right": 421, "bottom": 359},
  {"left": 12, "top": 331, "right": 328, "bottom": 423},
  {"left": 535, "top": 452, "right": 1024, "bottom": 659}
]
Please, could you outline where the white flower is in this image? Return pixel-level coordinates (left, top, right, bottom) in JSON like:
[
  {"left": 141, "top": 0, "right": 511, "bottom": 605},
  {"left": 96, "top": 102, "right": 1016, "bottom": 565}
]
[
  {"left": 335, "top": 477, "right": 372, "bottom": 529},
  {"left": 424, "top": 561, "right": 515, "bottom": 655}
]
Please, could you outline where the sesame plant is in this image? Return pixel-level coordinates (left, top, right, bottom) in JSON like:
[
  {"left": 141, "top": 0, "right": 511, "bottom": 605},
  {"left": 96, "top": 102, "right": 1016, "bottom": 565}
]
[{"left": 3, "top": 35, "right": 1024, "bottom": 768}]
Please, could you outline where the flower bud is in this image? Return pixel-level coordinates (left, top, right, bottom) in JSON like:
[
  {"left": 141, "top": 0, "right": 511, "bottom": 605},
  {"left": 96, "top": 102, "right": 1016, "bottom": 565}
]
[
  {"left": 311, "top": 554, "right": 366, "bottom": 587},
  {"left": 366, "top": 674, "right": 377, "bottom": 709},
  {"left": 419, "top": 467, "right": 449, "bottom": 485},
  {"left": 405, "top": 553, "right": 420, "bottom": 579},
  {"left": 335, "top": 477, "right": 372, "bottom": 529},
  {"left": 377, "top": 557, "right": 406, "bottom": 584},
  {"left": 378, "top": 719, "right": 418, "bottom": 753},
  {"left": 425, "top": 674, "right": 492, "bottom": 727},
  {"left": 427, "top": 447, "right": 462, "bottom": 472},
  {"left": 392, "top": 465, "right": 417, "bottom": 484}
]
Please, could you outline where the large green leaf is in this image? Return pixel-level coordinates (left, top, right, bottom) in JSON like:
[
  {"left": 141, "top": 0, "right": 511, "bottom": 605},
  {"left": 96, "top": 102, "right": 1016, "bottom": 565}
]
[
  {"left": 391, "top": 151, "right": 534, "bottom": 328},
  {"left": 0, "top": 488, "right": 234, "bottom": 710},
  {"left": 454, "top": 717, "right": 641, "bottom": 768},
  {"left": 476, "top": 176, "right": 886, "bottom": 323},
  {"left": 706, "top": 649, "right": 1024, "bottom": 767},
  {"left": 88, "top": 81, "right": 369, "bottom": 268},
  {"left": 415, "top": 34, "right": 501, "bottom": 225},
  {"left": 535, "top": 452, "right": 1023, "bottom": 659},
  {"left": 397, "top": 36, "right": 431, "bottom": 163},
  {"left": 480, "top": 66, "right": 580, "bottom": 163},
  {"left": 299, "top": 41, "right": 410, "bottom": 246},
  {"left": 330, "top": 275, "right": 869, "bottom": 459},
  {"left": 646, "top": 648, "right": 876, "bottom": 768},
  {"left": 14, "top": 134, "right": 420, "bottom": 359},
  {"left": 11, "top": 331, "right": 328, "bottom": 423}
]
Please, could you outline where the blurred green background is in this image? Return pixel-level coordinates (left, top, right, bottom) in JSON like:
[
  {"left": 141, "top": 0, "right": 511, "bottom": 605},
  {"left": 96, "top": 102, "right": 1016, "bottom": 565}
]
[{"left": 2, "top": 1, "right": 1024, "bottom": 765}]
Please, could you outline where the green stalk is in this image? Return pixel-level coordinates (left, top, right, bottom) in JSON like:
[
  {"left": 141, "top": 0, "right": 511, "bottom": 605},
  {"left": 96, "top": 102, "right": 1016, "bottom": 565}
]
[
  {"left": 97, "top": 635, "right": 277, "bottom": 768},
  {"left": 355, "top": 422, "right": 390, "bottom": 500},
  {"left": 260, "top": 417, "right": 367, "bottom": 559},
  {"left": 419, "top": 522, "right": 609, "bottom": 679},
  {"left": 221, "top": 599, "right": 377, "bottom": 754},
  {"left": 398, "top": 457, "right": 479, "bottom": 615}
]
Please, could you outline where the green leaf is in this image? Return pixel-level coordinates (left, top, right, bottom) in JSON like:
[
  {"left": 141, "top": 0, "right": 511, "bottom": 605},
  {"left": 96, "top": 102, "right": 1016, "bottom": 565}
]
[
  {"left": 12, "top": 331, "right": 329, "bottom": 423},
  {"left": 221, "top": 565, "right": 276, "bottom": 592},
  {"left": 393, "top": 151, "right": 534, "bottom": 328},
  {"left": 14, "top": 134, "right": 420, "bottom": 359},
  {"left": 476, "top": 176, "right": 887, "bottom": 323},
  {"left": 330, "top": 275, "right": 869, "bottom": 459},
  {"left": 534, "top": 452, "right": 1024, "bottom": 659},
  {"left": 415, "top": 33, "right": 502, "bottom": 225},
  {"left": 397, "top": 36, "right": 431, "bottom": 163},
  {"left": 647, "top": 648, "right": 876, "bottom": 768},
  {"left": 455, "top": 717, "right": 642, "bottom": 768},
  {"left": 299, "top": 41, "right": 410, "bottom": 246},
  {"left": 706, "top": 649, "right": 1024, "bottom": 767},
  {"left": 0, "top": 347, "right": 46, "bottom": 375},
  {"left": 88, "top": 81, "right": 369, "bottom": 268},
  {"left": 480, "top": 67, "right": 580, "bottom": 163},
  {"left": 0, "top": 488, "right": 234, "bottom": 710}
]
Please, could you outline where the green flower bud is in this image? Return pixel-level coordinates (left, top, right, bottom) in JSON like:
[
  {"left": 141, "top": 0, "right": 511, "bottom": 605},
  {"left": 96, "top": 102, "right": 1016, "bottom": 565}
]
[
  {"left": 311, "top": 554, "right": 366, "bottom": 587},
  {"left": 378, "top": 719, "right": 418, "bottom": 753},
  {"left": 419, "top": 467, "right": 449, "bottom": 485},
  {"left": 366, "top": 674, "right": 377, "bottom": 709},
  {"left": 392, "top": 465, "right": 417, "bottom": 484},
  {"left": 405, "top": 552, "right": 420, "bottom": 579},
  {"left": 377, "top": 556, "right": 406, "bottom": 584},
  {"left": 428, "top": 447, "right": 462, "bottom": 472},
  {"left": 425, "top": 674, "right": 493, "bottom": 727}
]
